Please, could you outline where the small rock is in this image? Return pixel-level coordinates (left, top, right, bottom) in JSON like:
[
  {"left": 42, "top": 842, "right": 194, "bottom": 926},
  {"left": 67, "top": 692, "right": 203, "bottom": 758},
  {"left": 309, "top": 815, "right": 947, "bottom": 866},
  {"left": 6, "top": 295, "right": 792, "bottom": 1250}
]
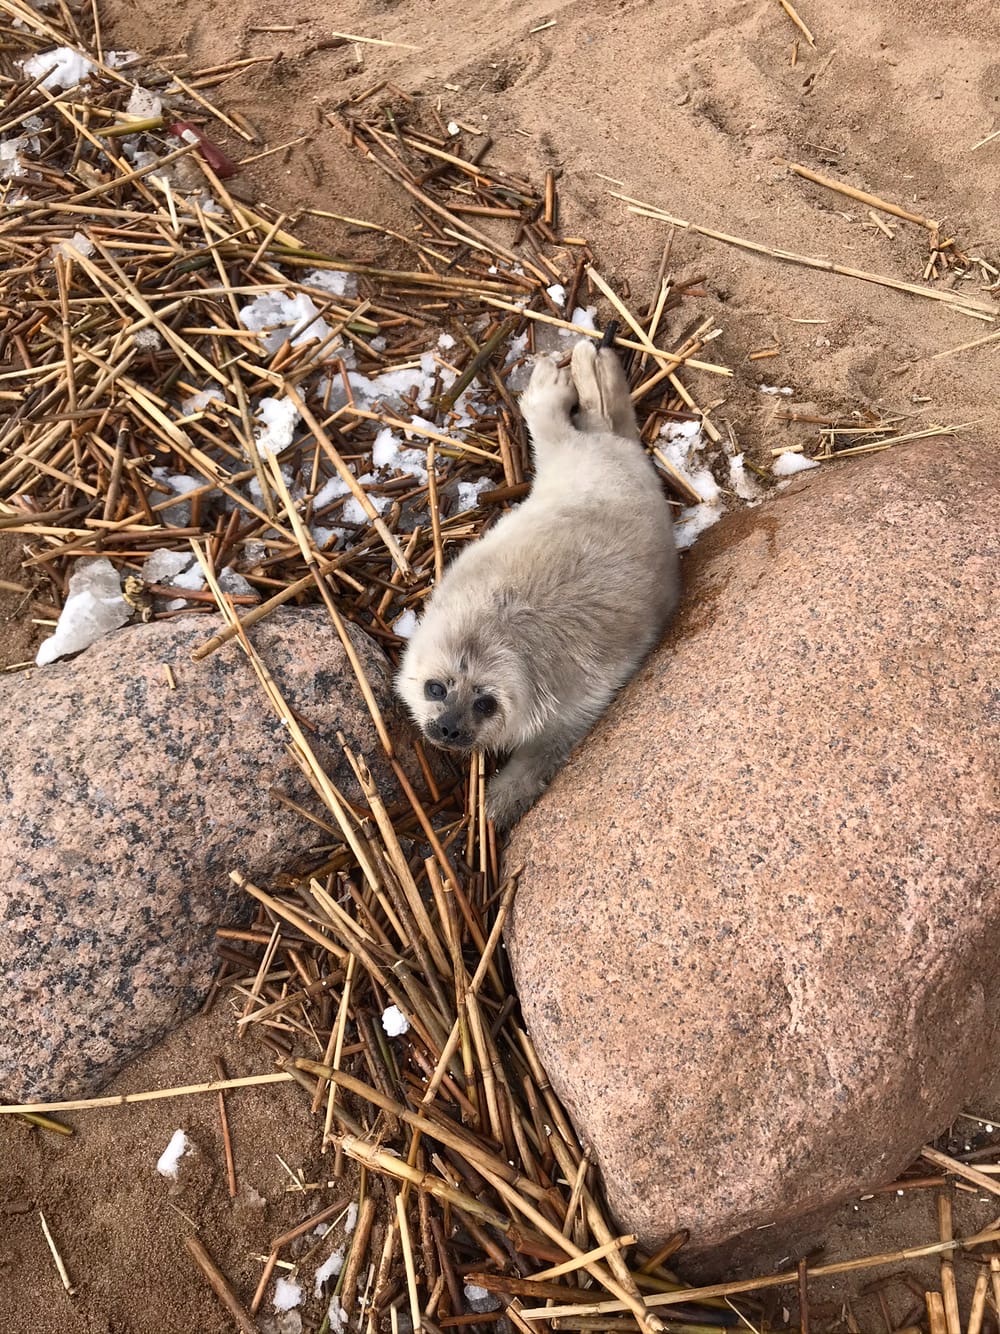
[
  {"left": 1, "top": 609, "right": 432, "bottom": 1102},
  {"left": 507, "top": 440, "right": 1000, "bottom": 1256}
]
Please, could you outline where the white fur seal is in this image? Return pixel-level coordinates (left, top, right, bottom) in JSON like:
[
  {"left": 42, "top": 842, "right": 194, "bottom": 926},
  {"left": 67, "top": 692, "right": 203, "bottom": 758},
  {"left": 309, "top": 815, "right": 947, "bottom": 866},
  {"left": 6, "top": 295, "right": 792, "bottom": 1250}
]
[{"left": 397, "top": 338, "right": 680, "bottom": 828}]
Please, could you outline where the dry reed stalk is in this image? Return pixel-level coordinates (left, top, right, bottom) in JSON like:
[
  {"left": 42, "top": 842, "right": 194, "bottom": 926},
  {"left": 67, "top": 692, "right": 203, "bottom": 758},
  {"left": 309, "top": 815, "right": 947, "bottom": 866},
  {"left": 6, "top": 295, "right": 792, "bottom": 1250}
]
[
  {"left": 611, "top": 194, "right": 997, "bottom": 321},
  {"left": 922, "top": 1147, "right": 1000, "bottom": 1199},
  {"left": 0, "top": 1072, "right": 294, "bottom": 1114},
  {"left": 519, "top": 1231, "right": 1000, "bottom": 1321}
]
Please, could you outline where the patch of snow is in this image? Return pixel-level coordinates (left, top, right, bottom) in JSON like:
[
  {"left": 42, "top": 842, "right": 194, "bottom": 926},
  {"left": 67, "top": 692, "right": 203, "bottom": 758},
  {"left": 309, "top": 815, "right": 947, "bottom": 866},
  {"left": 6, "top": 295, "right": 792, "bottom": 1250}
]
[
  {"left": 36, "top": 558, "right": 131, "bottom": 666},
  {"left": 394, "top": 608, "right": 418, "bottom": 639},
  {"left": 438, "top": 332, "right": 456, "bottom": 350},
  {"left": 372, "top": 427, "right": 429, "bottom": 483},
  {"left": 382, "top": 1005, "right": 410, "bottom": 1037},
  {"left": 273, "top": 1278, "right": 302, "bottom": 1313},
  {"left": 21, "top": 47, "right": 94, "bottom": 90},
  {"left": 156, "top": 1129, "right": 193, "bottom": 1180},
  {"left": 566, "top": 305, "right": 598, "bottom": 334},
  {"left": 239, "top": 291, "right": 331, "bottom": 354},
  {"left": 309, "top": 525, "right": 341, "bottom": 550},
  {"left": 674, "top": 502, "right": 724, "bottom": 551},
  {"left": 447, "top": 121, "right": 460, "bottom": 136},
  {"left": 772, "top": 451, "right": 819, "bottom": 477},
  {"left": 314, "top": 474, "right": 352, "bottom": 509},
  {"left": 314, "top": 1248, "right": 345, "bottom": 1297},
  {"left": 546, "top": 283, "right": 566, "bottom": 307},
  {"left": 657, "top": 421, "right": 725, "bottom": 552},
  {"left": 327, "top": 1300, "right": 349, "bottom": 1334},
  {"left": 727, "top": 453, "right": 761, "bottom": 501},
  {"left": 342, "top": 490, "right": 389, "bottom": 526},
  {"left": 759, "top": 384, "right": 794, "bottom": 396},
  {"left": 253, "top": 396, "right": 300, "bottom": 455},
  {"left": 345, "top": 1202, "right": 359, "bottom": 1233},
  {"left": 456, "top": 477, "right": 492, "bottom": 512}
]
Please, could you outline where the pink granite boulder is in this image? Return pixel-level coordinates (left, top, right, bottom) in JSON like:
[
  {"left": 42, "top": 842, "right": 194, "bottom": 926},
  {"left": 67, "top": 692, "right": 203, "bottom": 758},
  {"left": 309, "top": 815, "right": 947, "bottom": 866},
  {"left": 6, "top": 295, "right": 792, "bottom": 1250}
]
[
  {"left": 506, "top": 440, "right": 1000, "bottom": 1255},
  {"left": 0, "top": 609, "right": 430, "bottom": 1103}
]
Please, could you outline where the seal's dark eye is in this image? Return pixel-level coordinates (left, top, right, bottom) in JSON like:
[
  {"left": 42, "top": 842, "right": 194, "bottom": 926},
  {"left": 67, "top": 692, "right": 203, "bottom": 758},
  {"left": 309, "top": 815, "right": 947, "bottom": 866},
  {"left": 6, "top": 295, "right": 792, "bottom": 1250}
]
[
  {"left": 424, "top": 680, "right": 447, "bottom": 701},
  {"left": 473, "top": 694, "right": 498, "bottom": 718}
]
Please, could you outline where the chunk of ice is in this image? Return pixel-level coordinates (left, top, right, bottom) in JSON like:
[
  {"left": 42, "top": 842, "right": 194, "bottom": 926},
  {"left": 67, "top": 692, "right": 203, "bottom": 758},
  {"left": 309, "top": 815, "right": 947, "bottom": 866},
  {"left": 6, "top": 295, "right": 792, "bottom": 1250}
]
[
  {"left": 170, "top": 563, "right": 206, "bottom": 592},
  {"left": 546, "top": 283, "right": 566, "bottom": 307},
  {"left": 181, "top": 387, "right": 225, "bottom": 414},
  {"left": 36, "top": 558, "right": 131, "bottom": 666},
  {"left": 218, "top": 567, "right": 255, "bottom": 597},
  {"left": 143, "top": 549, "right": 191, "bottom": 584},
  {"left": 0, "top": 137, "right": 30, "bottom": 181},
  {"left": 156, "top": 1129, "right": 193, "bottom": 1179},
  {"left": 465, "top": 1283, "right": 501, "bottom": 1313},
  {"left": 51, "top": 231, "right": 94, "bottom": 261},
  {"left": 126, "top": 84, "right": 162, "bottom": 117},
  {"left": 304, "top": 267, "right": 357, "bottom": 298}
]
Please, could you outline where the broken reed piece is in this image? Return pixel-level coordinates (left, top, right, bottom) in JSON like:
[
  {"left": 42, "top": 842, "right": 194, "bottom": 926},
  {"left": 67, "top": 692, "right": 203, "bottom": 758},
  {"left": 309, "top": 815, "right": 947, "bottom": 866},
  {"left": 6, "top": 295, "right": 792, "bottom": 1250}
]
[
  {"left": 185, "top": 1236, "right": 258, "bottom": 1334},
  {"left": 777, "top": 159, "right": 940, "bottom": 234},
  {"left": 777, "top": 0, "right": 816, "bottom": 45}
]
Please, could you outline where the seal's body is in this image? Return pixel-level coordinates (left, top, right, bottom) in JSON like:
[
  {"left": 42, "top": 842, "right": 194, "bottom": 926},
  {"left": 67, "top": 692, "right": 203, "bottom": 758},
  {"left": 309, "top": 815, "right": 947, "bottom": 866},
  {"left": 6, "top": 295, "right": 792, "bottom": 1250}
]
[{"left": 397, "top": 339, "right": 679, "bottom": 828}]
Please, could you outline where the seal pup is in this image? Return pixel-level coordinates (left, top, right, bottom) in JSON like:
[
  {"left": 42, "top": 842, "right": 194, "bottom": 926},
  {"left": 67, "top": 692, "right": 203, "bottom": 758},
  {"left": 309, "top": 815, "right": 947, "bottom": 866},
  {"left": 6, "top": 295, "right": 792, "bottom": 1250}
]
[{"left": 397, "top": 338, "right": 679, "bottom": 828}]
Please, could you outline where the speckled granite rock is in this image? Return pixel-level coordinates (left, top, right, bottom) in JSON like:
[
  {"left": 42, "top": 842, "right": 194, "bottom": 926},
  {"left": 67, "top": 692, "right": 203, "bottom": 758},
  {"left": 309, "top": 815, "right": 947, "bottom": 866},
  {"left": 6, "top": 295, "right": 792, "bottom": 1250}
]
[
  {"left": 506, "top": 440, "right": 1000, "bottom": 1255},
  {"left": 1, "top": 609, "right": 426, "bottom": 1103}
]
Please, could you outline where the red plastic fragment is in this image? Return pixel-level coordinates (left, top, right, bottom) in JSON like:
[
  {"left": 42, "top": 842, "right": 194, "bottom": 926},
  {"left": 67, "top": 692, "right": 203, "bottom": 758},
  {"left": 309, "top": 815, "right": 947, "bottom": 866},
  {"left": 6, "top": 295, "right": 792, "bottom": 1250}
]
[{"left": 169, "top": 120, "right": 239, "bottom": 179}]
